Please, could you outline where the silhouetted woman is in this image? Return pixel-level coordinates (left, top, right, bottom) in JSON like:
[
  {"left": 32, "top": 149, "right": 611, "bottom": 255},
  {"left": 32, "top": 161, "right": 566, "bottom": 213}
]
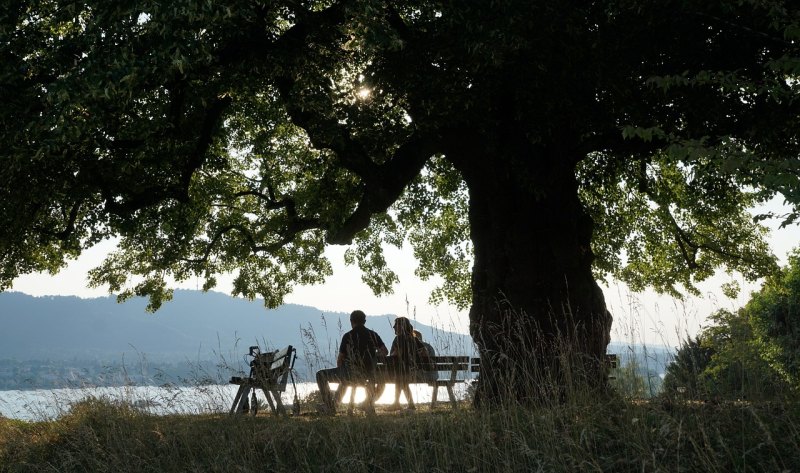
[{"left": 389, "top": 316, "right": 429, "bottom": 410}]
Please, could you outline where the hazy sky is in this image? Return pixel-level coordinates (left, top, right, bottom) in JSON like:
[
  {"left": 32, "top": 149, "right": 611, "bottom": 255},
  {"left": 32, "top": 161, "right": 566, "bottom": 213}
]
[{"left": 10, "top": 199, "right": 797, "bottom": 348}]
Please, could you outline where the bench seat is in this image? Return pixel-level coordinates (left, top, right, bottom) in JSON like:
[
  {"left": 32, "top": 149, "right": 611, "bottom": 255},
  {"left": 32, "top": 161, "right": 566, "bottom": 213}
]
[{"left": 337, "top": 355, "right": 471, "bottom": 410}]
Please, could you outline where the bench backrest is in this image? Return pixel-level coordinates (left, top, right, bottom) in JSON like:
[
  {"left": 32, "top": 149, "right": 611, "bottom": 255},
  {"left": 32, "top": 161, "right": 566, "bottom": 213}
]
[
  {"left": 418, "top": 355, "right": 471, "bottom": 373},
  {"left": 470, "top": 353, "right": 619, "bottom": 373},
  {"left": 372, "top": 355, "right": 471, "bottom": 382},
  {"left": 251, "top": 345, "right": 294, "bottom": 390},
  {"left": 374, "top": 355, "right": 470, "bottom": 369}
]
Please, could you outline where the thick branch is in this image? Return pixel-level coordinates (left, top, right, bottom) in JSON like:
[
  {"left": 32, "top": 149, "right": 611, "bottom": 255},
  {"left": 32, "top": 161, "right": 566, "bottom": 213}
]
[
  {"left": 32, "top": 201, "right": 82, "bottom": 243},
  {"left": 643, "top": 180, "right": 764, "bottom": 271},
  {"left": 579, "top": 128, "right": 668, "bottom": 158},
  {"left": 101, "top": 95, "right": 232, "bottom": 214},
  {"left": 664, "top": 208, "right": 700, "bottom": 270},
  {"left": 181, "top": 95, "right": 233, "bottom": 192},
  {"left": 262, "top": 3, "right": 438, "bottom": 244},
  {"left": 183, "top": 214, "right": 319, "bottom": 266},
  {"left": 690, "top": 10, "right": 793, "bottom": 46},
  {"left": 327, "top": 135, "right": 438, "bottom": 244}
]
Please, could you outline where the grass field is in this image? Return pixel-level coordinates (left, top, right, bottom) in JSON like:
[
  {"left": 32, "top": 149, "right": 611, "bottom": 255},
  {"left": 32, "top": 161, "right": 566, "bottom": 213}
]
[{"left": 2, "top": 393, "right": 798, "bottom": 473}]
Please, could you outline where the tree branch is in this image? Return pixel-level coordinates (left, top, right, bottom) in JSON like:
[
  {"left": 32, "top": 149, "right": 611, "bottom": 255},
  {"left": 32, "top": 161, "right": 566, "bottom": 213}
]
[
  {"left": 182, "top": 213, "right": 320, "bottom": 266},
  {"left": 326, "top": 134, "right": 437, "bottom": 243},
  {"left": 181, "top": 94, "right": 233, "bottom": 194},
  {"left": 32, "top": 201, "right": 82, "bottom": 243},
  {"left": 101, "top": 94, "right": 232, "bottom": 214},
  {"left": 641, "top": 177, "right": 765, "bottom": 271},
  {"left": 262, "top": 3, "right": 439, "bottom": 244}
]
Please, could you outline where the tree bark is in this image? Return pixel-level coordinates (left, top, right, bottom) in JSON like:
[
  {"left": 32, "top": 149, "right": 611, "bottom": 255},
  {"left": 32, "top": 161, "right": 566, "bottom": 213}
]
[{"left": 452, "top": 135, "right": 612, "bottom": 406}]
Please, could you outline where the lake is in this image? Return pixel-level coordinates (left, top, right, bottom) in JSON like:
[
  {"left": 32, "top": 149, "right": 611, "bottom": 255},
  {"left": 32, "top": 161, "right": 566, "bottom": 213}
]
[{"left": 0, "top": 382, "right": 469, "bottom": 421}]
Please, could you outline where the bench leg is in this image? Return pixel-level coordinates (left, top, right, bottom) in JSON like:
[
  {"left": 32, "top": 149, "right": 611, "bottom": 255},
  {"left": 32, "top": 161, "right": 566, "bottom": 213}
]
[
  {"left": 267, "top": 389, "right": 285, "bottom": 415},
  {"left": 250, "top": 390, "right": 258, "bottom": 416},
  {"left": 374, "top": 383, "right": 387, "bottom": 400},
  {"left": 229, "top": 385, "right": 248, "bottom": 415},
  {"left": 446, "top": 384, "right": 457, "bottom": 409},
  {"left": 261, "top": 387, "right": 277, "bottom": 413},
  {"left": 431, "top": 384, "right": 439, "bottom": 408}
]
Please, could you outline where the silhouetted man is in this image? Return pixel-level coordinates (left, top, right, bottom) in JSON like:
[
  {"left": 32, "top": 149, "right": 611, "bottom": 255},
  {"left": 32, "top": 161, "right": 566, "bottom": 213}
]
[{"left": 315, "top": 310, "right": 388, "bottom": 414}]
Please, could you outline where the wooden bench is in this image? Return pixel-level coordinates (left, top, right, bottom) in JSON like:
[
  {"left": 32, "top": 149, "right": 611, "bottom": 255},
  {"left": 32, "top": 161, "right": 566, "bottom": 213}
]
[
  {"left": 415, "top": 356, "right": 472, "bottom": 408},
  {"left": 229, "top": 345, "right": 295, "bottom": 416},
  {"left": 337, "top": 355, "right": 472, "bottom": 410}
]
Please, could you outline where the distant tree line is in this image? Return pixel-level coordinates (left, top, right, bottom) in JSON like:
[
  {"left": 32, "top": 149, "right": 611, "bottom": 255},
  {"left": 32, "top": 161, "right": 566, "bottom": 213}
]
[{"left": 0, "top": 358, "right": 222, "bottom": 390}]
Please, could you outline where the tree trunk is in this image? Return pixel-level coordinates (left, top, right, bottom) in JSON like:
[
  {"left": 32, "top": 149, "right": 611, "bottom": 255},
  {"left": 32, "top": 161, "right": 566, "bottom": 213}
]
[{"left": 453, "top": 137, "right": 612, "bottom": 406}]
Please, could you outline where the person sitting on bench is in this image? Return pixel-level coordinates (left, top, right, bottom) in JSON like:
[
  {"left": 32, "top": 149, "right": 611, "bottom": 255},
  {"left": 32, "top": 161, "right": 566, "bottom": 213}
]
[
  {"left": 414, "top": 330, "right": 437, "bottom": 382},
  {"left": 388, "top": 317, "right": 430, "bottom": 410},
  {"left": 315, "top": 310, "right": 388, "bottom": 414},
  {"left": 389, "top": 329, "right": 437, "bottom": 409}
]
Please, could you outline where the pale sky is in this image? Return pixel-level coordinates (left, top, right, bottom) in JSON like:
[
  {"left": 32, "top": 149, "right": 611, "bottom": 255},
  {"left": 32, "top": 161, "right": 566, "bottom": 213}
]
[{"left": 10, "top": 199, "right": 797, "bottom": 348}]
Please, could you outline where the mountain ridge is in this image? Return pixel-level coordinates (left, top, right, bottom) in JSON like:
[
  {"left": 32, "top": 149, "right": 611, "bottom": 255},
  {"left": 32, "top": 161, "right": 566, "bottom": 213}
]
[{"left": 0, "top": 290, "right": 474, "bottom": 362}]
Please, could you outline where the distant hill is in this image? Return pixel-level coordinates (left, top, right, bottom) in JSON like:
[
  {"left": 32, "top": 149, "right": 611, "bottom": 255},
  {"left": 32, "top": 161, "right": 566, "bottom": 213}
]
[{"left": 0, "top": 290, "right": 474, "bottom": 379}]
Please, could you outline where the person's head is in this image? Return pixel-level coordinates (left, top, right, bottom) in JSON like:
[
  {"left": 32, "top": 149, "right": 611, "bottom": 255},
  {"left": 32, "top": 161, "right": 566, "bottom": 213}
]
[
  {"left": 412, "top": 329, "right": 423, "bottom": 341},
  {"left": 393, "top": 316, "right": 413, "bottom": 335},
  {"left": 350, "top": 310, "right": 367, "bottom": 327}
]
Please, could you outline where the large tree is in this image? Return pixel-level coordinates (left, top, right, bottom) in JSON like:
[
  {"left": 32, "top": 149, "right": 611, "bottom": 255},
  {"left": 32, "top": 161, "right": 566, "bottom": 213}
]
[{"left": 2, "top": 0, "right": 799, "bottom": 404}]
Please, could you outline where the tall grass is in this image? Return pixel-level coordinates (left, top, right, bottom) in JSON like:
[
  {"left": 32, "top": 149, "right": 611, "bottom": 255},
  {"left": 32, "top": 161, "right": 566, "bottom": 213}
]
[{"left": 2, "top": 394, "right": 798, "bottom": 472}]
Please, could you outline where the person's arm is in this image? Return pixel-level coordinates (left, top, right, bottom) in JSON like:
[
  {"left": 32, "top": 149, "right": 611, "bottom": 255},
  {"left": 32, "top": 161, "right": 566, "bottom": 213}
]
[
  {"left": 425, "top": 343, "right": 436, "bottom": 357},
  {"left": 373, "top": 331, "right": 389, "bottom": 357},
  {"left": 337, "top": 333, "right": 349, "bottom": 368},
  {"left": 389, "top": 338, "right": 398, "bottom": 356},
  {"left": 413, "top": 338, "right": 429, "bottom": 362},
  {"left": 377, "top": 343, "right": 388, "bottom": 357}
]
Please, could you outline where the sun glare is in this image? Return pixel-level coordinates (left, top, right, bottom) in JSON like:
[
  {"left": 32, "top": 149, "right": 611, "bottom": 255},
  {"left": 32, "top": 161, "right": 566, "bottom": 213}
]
[{"left": 356, "top": 87, "right": 371, "bottom": 100}]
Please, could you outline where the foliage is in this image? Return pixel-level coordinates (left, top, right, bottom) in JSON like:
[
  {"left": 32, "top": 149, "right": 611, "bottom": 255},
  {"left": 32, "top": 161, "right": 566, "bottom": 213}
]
[
  {"left": 611, "top": 361, "right": 650, "bottom": 399},
  {"left": 2, "top": 0, "right": 799, "bottom": 313},
  {"left": 702, "top": 309, "right": 788, "bottom": 400},
  {"left": 662, "top": 336, "right": 713, "bottom": 399},
  {"left": 744, "top": 249, "right": 800, "bottom": 388},
  {"left": 663, "top": 252, "right": 800, "bottom": 400},
  {"left": 579, "top": 156, "right": 777, "bottom": 297}
]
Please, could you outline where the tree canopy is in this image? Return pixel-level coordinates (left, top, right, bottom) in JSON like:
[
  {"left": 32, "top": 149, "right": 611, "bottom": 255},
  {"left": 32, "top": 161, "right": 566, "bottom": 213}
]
[{"left": 2, "top": 0, "right": 800, "bottom": 402}]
